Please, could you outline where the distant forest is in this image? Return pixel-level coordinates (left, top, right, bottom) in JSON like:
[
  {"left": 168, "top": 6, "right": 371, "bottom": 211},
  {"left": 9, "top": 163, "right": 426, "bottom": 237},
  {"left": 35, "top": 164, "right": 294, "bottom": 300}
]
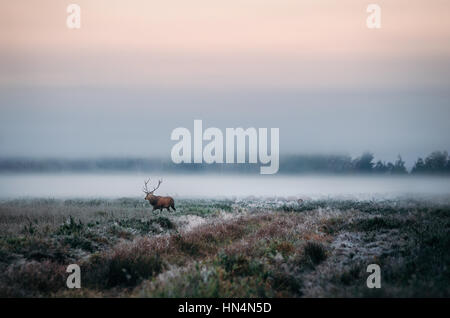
[{"left": 0, "top": 151, "right": 449, "bottom": 175}]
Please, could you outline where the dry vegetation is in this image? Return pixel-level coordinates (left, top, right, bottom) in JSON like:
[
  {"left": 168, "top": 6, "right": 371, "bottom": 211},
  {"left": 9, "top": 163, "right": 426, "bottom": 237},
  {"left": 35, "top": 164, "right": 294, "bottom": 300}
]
[{"left": 0, "top": 197, "right": 449, "bottom": 297}]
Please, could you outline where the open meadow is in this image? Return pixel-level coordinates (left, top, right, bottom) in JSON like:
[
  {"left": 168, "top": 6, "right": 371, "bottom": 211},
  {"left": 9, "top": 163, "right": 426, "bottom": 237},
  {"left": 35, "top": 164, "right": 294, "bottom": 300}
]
[{"left": 0, "top": 196, "right": 449, "bottom": 297}]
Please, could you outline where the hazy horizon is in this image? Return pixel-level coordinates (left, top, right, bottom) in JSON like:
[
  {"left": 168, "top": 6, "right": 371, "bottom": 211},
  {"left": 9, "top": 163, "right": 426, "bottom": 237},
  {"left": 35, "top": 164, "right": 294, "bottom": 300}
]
[{"left": 1, "top": 173, "right": 450, "bottom": 199}]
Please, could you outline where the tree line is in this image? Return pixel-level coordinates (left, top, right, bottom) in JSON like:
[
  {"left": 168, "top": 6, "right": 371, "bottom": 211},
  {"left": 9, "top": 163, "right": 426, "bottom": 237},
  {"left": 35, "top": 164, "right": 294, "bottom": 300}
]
[
  {"left": 282, "top": 151, "right": 450, "bottom": 175},
  {"left": 0, "top": 151, "right": 448, "bottom": 174},
  {"left": 369, "top": 150, "right": 450, "bottom": 175}
]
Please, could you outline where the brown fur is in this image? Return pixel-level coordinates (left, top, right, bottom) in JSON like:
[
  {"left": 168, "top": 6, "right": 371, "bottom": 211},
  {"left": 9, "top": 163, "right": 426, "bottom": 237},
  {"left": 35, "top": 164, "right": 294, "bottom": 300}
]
[{"left": 145, "top": 193, "right": 176, "bottom": 211}]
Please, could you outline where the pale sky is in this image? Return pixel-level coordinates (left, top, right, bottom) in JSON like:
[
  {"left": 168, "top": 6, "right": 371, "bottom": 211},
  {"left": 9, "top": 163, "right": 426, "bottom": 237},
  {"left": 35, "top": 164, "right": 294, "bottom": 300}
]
[{"left": 0, "top": 0, "right": 449, "bottom": 165}]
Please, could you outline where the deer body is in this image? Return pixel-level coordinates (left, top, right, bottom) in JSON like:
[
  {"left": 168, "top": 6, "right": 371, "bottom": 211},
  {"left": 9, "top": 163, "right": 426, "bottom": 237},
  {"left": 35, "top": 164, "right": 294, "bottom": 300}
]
[
  {"left": 146, "top": 194, "right": 176, "bottom": 211},
  {"left": 143, "top": 179, "right": 176, "bottom": 211}
]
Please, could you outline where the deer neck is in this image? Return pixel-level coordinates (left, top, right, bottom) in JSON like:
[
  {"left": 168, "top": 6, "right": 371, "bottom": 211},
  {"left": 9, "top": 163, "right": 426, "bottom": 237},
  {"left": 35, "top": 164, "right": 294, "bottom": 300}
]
[{"left": 148, "top": 195, "right": 159, "bottom": 205}]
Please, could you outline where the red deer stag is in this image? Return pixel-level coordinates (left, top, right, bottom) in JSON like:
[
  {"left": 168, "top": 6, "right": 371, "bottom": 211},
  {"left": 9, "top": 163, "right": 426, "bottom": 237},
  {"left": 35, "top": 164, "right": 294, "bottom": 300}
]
[{"left": 143, "top": 179, "right": 176, "bottom": 212}]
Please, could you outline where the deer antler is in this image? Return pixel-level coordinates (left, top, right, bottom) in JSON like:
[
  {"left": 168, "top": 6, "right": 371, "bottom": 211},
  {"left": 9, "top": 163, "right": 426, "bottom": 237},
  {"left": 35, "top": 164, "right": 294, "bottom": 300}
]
[
  {"left": 143, "top": 178, "right": 162, "bottom": 194},
  {"left": 143, "top": 178, "right": 151, "bottom": 194},
  {"left": 152, "top": 179, "right": 163, "bottom": 193}
]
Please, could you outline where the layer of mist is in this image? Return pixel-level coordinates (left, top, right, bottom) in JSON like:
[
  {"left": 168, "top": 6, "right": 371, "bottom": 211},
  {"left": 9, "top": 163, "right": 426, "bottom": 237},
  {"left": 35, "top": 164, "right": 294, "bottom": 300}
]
[{"left": 1, "top": 173, "right": 449, "bottom": 199}]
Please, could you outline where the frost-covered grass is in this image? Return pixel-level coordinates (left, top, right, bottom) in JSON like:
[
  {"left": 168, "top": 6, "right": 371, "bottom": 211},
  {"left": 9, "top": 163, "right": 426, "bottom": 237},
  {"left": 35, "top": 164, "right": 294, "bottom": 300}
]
[{"left": 0, "top": 197, "right": 449, "bottom": 297}]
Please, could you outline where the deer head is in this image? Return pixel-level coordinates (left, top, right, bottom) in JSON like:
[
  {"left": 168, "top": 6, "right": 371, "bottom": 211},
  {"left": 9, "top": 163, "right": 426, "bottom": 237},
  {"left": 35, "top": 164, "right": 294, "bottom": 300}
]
[{"left": 143, "top": 178, "right": 162, "bottom": 201}]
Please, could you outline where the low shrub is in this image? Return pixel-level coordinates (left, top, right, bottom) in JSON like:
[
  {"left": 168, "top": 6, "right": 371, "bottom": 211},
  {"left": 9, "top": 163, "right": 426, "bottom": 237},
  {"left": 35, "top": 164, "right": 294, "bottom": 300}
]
[
  {"left": 0, "top": 261, "right": 66, "bottom": 297},
  {"left": 303, "top": 241, "right": 327, "bottom": 266},
  {"left": 83, "top": 242, "right": 165, "bottom": 288}
]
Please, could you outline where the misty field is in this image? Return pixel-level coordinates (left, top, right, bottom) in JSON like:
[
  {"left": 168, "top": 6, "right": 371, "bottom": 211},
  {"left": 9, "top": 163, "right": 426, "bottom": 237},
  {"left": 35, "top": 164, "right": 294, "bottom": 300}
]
[{"left": 0, "top": 197, "right": 449, "bottom": 297}]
